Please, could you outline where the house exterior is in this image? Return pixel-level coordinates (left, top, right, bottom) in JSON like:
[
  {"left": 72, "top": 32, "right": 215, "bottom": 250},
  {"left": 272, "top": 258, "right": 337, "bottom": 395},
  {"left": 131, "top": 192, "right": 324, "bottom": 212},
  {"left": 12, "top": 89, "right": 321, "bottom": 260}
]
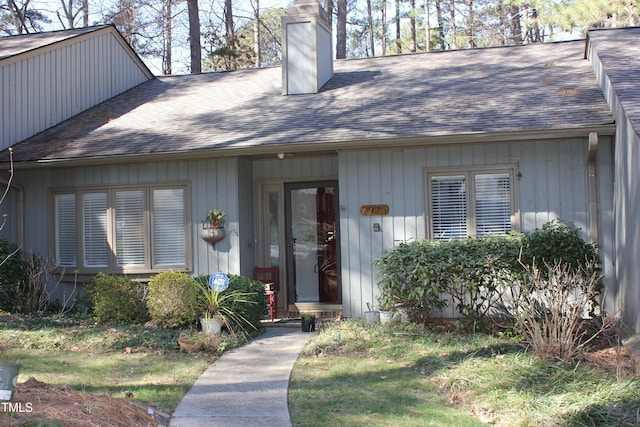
[{"left": 1, "top": 3, "right": 638, "bottom": 334}]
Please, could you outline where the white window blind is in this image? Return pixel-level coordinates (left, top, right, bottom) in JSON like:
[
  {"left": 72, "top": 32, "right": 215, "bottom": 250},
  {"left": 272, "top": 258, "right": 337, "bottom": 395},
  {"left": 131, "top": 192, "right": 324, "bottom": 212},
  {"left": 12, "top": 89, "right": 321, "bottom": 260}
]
[
  {"left": 152, "top": 188, "right": 186, "bottom": 266},
  {"left": 115, "top": 190, "right": 146, "bottom": 267},
  {"left": 55, "top": 194, "right": 77, "bottom": 267},
  {"left": 475, "top": 173, "right": 512, "bottom": 236},
  {"left": 83, "top": 193, "right": 109, "bottom": 267},
  {"left": 431, "top": 175, "right": 467, "bottom": 240}
]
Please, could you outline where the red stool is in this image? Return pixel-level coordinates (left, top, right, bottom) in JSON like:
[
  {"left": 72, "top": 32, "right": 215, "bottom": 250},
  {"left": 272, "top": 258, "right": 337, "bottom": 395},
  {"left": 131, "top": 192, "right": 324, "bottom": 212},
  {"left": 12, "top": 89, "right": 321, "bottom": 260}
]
[{"left": 254, "top": 267, "right": 279, "bottom": 321}]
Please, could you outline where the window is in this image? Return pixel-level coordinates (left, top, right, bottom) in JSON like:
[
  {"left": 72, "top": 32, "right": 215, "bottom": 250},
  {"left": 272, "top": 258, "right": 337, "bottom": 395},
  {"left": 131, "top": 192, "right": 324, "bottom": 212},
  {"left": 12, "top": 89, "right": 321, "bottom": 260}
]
[
  {"left": 426, "top": 167, "right": 517, "bottom": 240},
  {"left": 53, "top": 184, "right": 190, "bottom": 272}
]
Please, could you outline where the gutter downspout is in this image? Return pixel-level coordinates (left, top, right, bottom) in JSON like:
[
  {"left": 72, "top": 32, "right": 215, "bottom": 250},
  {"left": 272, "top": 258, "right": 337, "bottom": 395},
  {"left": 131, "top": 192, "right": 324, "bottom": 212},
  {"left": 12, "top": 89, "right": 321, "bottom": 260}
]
[{"left": 587, "top": 132, "right": 599, "bottom": 245}]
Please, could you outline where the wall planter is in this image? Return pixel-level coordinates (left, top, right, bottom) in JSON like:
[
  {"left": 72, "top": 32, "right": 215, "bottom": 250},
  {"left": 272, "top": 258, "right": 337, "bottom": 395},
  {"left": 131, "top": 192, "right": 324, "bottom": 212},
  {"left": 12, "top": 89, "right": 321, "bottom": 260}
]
[
  {"left": 0, "top": 361, "right": 21, "bottom": 401},
  {"left": 201, "top": 209, "right": 226, "bottom": 246},
  {"left": 201, "top": 226, "right": 225, "bottom": 245}
]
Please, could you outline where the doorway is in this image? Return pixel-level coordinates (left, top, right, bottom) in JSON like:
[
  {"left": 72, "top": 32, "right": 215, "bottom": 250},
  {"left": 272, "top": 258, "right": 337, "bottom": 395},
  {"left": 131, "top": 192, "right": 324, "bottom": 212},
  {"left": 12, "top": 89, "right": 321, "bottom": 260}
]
[{"left": 284, "top": 181, "right": 340, "bottom": 305}]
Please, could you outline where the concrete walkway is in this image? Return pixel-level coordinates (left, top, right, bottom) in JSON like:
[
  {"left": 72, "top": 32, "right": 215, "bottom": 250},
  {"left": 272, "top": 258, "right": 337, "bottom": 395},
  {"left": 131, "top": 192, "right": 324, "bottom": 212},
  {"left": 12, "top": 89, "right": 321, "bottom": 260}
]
[{"left": 169, "top": 326, "right": 309, "bottom": 427}]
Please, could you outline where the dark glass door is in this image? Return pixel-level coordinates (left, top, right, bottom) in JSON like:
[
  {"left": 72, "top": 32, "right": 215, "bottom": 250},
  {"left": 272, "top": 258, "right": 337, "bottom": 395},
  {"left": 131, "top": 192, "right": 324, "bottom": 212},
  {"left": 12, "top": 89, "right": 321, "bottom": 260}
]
[{"left": 285, "top": 182, "right": 340, "bottom": 304}]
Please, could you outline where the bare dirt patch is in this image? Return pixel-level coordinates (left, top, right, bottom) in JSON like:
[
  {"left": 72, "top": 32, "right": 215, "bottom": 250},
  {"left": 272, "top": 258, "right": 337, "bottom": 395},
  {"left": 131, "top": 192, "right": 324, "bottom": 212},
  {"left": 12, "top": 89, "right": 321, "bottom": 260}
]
[{"left": 0, "top": 377, "right": 167, "bottom": 426}]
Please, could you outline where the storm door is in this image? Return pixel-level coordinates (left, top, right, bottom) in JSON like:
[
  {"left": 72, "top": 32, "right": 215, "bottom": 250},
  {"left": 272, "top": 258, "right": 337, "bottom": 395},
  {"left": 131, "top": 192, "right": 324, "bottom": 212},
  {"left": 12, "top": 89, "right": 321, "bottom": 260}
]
[{"left": 285, "top": 182, "right": 340, "bottom": 304}]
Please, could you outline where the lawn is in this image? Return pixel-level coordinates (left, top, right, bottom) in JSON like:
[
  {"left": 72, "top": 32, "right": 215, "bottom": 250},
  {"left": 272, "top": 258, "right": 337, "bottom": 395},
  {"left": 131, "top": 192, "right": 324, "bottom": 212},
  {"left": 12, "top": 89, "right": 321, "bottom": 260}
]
[
  {"left": 0, "top": 313, "right": 248, "bottom": 425},
  {"left": 288, "top": 320, "right": 639, "bottom": 427},
  {"left": 1, "top": 314, "right": 638, "bottom": 426}
]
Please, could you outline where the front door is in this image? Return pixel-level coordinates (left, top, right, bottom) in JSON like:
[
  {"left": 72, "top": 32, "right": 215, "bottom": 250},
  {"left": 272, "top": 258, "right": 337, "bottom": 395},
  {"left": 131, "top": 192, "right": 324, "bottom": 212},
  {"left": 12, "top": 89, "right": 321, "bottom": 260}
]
[{"left": 285, "top": 181, "right": 340, "bottom": 304}]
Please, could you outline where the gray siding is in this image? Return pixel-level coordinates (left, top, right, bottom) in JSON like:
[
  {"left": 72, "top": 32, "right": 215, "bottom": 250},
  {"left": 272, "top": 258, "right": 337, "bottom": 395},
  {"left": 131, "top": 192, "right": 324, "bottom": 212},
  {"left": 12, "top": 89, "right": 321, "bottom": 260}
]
[
  {"left": 1, "top": 29, "right": 151, "bottom": 150},
  {"left": 590, "top": 41, "right": 640, "bottom": 333},
  {"left": 14, "top": 158, "right": 241, "bottom": 277},
  {"left": 339, "top": 138, "right": 614, "bottom": 317}
]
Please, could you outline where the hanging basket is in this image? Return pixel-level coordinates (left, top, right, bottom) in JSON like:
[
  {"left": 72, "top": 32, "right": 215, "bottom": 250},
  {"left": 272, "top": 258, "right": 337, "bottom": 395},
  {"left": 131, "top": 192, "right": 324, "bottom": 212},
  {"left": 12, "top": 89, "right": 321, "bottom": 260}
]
[{"left": 201, "top": 226, "right": 225, "bottom": 245}]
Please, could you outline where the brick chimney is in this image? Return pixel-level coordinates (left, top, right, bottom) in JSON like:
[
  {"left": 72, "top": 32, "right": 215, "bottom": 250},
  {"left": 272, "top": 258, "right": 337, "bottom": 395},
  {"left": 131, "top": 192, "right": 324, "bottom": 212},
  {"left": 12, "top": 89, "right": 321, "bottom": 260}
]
[{"left": 281, "top": 0, "right": 334, "bottom": 95}]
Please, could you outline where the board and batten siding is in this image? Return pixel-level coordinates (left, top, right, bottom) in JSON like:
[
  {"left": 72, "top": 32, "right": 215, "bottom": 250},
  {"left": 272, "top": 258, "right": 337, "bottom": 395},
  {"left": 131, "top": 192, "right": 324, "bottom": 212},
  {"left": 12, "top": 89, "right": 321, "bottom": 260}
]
[
  {"left": 589, "top": 46, "right": 640, "bottom": 333},
  {"left": 14, "top": 157, "right": 241, "bottom": 279},
  {"left": 1, "top": 29, "right": 151, "bottom": 151},
  {"left": 339, "top": 137, "right": 614, "bottom": 318}
]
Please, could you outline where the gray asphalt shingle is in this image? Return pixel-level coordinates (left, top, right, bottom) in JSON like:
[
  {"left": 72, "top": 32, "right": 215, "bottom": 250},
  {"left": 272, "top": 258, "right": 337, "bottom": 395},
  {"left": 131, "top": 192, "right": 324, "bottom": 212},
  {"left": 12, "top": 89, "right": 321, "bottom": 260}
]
[
  {"left": 6, "top": 37, "right": 615, "bottom": 163},
  {"left": 587, "top": 27, "right": 640, "bottom": 136}
]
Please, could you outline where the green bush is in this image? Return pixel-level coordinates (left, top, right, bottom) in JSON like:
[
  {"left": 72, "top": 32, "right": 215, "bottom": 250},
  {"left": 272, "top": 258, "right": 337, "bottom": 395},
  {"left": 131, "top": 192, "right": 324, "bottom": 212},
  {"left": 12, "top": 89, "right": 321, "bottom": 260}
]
[
  {"left": 194, "top": 274, "right": 267, "bottom": 333},
  {"left": 374, "top": 220, "right": 600, "bottom": 329},
  {"left": 146, "top": 272, "right": 199, "bottom": 328},
  {"left": 0, "top": 237, "right": 28, "bottom": 312},
  {"left": 86, "top": 273, "right": 149, "bottom": 324},
  {"left": 519, "top": 219, "right": 600, "bottom": 277},
  {"left": 373, "top": 240, "right": 450, "bottom": 325}
]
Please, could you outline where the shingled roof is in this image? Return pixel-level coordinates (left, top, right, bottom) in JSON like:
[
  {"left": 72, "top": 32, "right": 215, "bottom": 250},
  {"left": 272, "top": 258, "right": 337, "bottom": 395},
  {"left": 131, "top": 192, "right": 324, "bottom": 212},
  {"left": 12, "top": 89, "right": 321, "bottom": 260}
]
[
  {"left": 587, "top": 27, "right": 640, "bottom": 136},
  {"left": 0, "top": 25, "right": 112, "bottom": 60},
  {"left": 7, "top": 38, "right": 614, "bottom": 165}
]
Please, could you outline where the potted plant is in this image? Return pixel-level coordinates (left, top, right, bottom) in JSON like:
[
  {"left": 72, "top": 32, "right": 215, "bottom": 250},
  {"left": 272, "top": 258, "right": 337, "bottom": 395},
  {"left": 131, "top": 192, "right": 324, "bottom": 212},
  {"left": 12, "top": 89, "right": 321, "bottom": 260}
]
[
  {"left": 207, "top": 209, "right": 225, "bottom": 227},
  {"left": 300, "top": 312, "right": 316, "bottom": 332},
  {"left": 177, "top": 335, "right": 203, "bottom": 352},
  {"left": 195, "top": 276, "right": 256, "bottom": 337},
  {"left": 201, "top": 209, "right": 226, "bottom": 245}
]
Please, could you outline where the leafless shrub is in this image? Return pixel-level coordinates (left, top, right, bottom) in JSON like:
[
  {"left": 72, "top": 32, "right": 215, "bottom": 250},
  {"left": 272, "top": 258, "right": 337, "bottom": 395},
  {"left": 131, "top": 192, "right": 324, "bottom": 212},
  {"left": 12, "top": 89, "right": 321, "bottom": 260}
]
[
  {"left": 511, "top": 260, "right": 602, "bottom": 362},
  {"left": 20, "top": 254, "right": 77, "bottom": 315}
]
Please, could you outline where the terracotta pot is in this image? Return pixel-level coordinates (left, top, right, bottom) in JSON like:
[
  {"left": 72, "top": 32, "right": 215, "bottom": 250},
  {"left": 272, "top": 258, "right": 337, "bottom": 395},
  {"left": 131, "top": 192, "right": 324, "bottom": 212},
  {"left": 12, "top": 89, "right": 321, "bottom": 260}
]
[{"left": 178, "top": 337, "right": 203, "bottom": 352}]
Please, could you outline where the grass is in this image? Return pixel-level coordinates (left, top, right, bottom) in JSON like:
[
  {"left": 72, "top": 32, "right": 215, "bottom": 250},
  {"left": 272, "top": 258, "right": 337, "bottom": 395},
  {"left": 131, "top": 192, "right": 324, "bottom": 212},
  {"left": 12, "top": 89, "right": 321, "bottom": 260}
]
[
  {"left": 0, "top": 312, "right": 253, "bottom": 411},
  {"left": 288, "top": 320, "right": 640, "bottom": 427}
]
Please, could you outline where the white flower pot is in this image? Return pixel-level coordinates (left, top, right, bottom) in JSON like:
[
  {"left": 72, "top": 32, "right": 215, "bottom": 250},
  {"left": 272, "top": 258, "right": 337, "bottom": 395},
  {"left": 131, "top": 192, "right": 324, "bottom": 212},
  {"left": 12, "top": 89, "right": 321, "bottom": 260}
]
[{"left": 200, "top": 316, "right": 223, "bottom": 335}]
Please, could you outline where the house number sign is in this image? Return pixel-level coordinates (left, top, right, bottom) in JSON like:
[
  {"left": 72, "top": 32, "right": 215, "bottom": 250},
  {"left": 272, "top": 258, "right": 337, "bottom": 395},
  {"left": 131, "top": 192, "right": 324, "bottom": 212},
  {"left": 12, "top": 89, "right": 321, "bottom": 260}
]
[{"left": 359, "top": 204, "right": 389, "bottom": 216}]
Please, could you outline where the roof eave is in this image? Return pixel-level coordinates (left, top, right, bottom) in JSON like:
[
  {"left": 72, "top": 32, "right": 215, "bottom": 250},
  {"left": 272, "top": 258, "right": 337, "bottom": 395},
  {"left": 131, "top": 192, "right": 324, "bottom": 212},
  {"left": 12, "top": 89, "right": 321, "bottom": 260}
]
[{"left": 6, "top": 124, "right": 616, "bottom": 169}]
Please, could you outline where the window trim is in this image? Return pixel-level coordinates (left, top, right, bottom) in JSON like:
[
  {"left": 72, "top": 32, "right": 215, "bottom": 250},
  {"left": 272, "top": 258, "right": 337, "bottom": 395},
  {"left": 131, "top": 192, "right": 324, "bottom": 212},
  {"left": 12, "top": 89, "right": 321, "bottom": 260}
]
[
  {"left": 424, "top": 165, "right": 520, "bottom": 240},
  {"left": 50, "top": 182, "right": 192, "bottom": 274}
]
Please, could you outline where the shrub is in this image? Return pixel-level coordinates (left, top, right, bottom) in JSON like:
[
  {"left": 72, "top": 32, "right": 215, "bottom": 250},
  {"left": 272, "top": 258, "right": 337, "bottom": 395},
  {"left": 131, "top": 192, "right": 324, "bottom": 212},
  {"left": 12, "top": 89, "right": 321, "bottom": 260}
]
[
  {"left": 373, "top": 240, "right": 449, "bottom": 325},
  {"left": 194, "top": 275, "right": 266, "bottom": 334},
  {"left": 374, "top": 220, "right": 600, "bottom": 331},
  {"left": 519, "top": 219, "right": 599, "bottom": 277},
  {"left": 86, "top": 273, "right": 149, "bottom": 324},
  {"left": 146, "top": 272, "right": 199, "bottom": 328},
  {"left": 0, "top": 237, "right": 29, "bottom": 312},
  {"left": 511, "top": 260, "right": 602, "bottom": 361}
]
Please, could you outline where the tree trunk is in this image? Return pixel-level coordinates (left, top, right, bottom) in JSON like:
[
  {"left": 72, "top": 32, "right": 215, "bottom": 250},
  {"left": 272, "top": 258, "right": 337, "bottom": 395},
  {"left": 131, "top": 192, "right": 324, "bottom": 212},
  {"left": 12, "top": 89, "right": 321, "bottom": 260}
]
[
  {"left": 253, "top": 0, "right": 260, "bottom": 67},
  {"left": 510, "top": 5, "right": 522, "bottom": 44},
  {"left": 164, "top": 0, "right": 172, "bottom": 75},
  {"left": 336, "top": 0, "right": 346, "bottom": 59},
  {"left": 409, "top": 0, "right": 416, "bottom": 52},
  {"left": 467, "top": 0, "right": 474, "bottom": 48},
  {"left": 225, "top": 0, "right": 236, "bottom": 69},
  {"left": 187, "top": 0, "right": 201, "bottom": 74},
  {"left": 83, "top": 0, "right": 88, "bottom": 26},
  {"left": 435, "top": 0, "right": 445, "bottom": 50},
  {"left": 381, "top": 0, "right": 387, "bottom": 54},
  {"left": 395, "top": 0, "right": 401, "bottom": 53},
  {"left": 425, "top": 0, "right": 430, "bottom": 51},
  {"left": 367, "top": 0, "right": 375, "bottom": 56},
  {"left": 324, "top": 0, "right": 333, "bottom": 28},
  {"left": 449, "top": 0, "right": 456, "bottom": 49}
]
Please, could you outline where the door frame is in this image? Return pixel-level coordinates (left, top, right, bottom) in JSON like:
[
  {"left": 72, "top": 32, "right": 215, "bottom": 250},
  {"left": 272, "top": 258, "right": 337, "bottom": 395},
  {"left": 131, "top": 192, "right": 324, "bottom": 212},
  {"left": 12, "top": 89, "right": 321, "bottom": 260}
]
[{"left": 257, "top": 178, "right": 342, "bottom": 312}]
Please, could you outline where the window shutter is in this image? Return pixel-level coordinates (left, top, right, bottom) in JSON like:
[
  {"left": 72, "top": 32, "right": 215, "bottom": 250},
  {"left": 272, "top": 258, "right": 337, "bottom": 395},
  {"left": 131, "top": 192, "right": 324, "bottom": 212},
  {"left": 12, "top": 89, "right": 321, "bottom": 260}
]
[
  {"left": 115, "top": 190, "right": 146, "bottom": 267},
  {"left": 431, "top": 175, "right": 467, "bottom": 239},
  {"left": 55, "top": 194, "right": 77, "bottom": 267},
  {"left": 152, "top": 188, "right": 186, "bottom": 266},
  {"left": 83, "top": 193, "right": 108, "bottom": 267},
  {"left": 474, "top": 172, "right": 512, "bottom": 235}
]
